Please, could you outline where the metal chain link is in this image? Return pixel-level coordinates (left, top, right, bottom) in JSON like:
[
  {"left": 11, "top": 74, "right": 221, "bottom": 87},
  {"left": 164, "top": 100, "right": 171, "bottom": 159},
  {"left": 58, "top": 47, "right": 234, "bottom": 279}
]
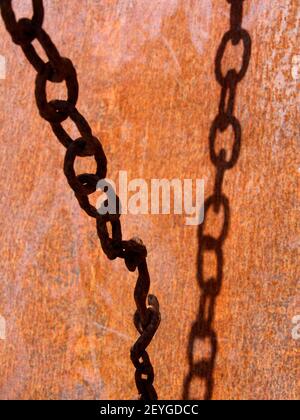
[
  {"left": 0, "top": 0, "right": 160, "bottom": 400},
  {"left": 183, "top": 0, "right": 251, "bottom": 400}
]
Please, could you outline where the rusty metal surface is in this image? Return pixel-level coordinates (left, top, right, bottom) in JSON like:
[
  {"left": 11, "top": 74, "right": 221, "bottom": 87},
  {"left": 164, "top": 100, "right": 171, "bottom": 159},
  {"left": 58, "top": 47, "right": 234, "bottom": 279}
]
[{"left": 0, "top": 0, "right": 299, "bottom": 400}]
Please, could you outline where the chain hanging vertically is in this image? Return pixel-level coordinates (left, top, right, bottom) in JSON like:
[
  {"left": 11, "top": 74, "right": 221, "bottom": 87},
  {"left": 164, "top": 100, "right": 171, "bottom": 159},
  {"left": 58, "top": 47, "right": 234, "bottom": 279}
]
[
  {"left": 183, "top": 0, "right": 251, "bottom": 400},
  {"left": 0, "top": 0, "right": 160, "bottom": 400}
]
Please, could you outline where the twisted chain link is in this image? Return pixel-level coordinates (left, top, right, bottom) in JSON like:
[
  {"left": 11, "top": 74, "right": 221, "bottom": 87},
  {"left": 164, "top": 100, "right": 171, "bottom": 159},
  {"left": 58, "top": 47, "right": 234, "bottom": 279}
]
[
  {"left": 184, "top": 0, "right": 251, "bottom": 400},
  {"left": 0, "top": 0, "right": 160, "bottom": 400}
]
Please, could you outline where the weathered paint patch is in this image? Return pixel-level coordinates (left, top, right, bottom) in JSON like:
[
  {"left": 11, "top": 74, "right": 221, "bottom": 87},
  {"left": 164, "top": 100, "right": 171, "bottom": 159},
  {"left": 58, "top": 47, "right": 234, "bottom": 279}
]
[
  {"left": 89, "top": 0, "right": 180, "bottom": 69},
  {"left": 185, "top": 0, "right": 212, "bottom": 55}
]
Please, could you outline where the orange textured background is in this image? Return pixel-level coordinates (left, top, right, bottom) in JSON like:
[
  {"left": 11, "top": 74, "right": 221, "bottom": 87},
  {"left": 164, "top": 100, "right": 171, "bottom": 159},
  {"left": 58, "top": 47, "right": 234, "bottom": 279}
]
[{"left": 0, "top": 0, "right": 299, "bottom": 400}]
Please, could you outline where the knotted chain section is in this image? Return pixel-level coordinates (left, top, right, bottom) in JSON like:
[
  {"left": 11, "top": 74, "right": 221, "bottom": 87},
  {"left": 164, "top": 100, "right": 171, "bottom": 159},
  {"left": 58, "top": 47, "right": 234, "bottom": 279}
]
[
  {"left": 0, "top": 0, "right": 160, "bottom": 400},
  {"left": 184, "top": 0, "right": 251, "bottom": 400}
]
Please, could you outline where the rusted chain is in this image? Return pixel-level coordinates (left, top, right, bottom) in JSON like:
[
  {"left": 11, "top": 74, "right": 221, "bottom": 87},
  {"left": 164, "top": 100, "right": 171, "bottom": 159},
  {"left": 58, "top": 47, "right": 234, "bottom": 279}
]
[{"left": 0, "top": 0, "right": 160, "bottom": 400}]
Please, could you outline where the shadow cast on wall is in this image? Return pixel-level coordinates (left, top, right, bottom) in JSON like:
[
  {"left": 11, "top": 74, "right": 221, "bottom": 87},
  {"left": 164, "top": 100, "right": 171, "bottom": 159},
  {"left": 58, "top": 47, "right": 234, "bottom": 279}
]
[{"left": 183, "top": 0, "right": 252, "bottom": 400}]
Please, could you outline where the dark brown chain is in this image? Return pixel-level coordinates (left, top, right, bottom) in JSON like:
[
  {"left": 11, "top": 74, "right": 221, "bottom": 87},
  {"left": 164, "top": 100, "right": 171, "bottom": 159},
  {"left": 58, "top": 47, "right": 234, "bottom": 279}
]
[
  {"left": 183, "top": 0, "right": 251, "bottom": 400},
  {"left": 0, "top": 0, "right": 160, "bottom": 400}
]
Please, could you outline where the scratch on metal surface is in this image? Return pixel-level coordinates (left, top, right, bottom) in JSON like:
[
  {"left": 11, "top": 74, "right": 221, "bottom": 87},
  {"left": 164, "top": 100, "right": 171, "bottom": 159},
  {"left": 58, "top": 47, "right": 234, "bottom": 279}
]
[
  {"left": 291, "top": 54, "right": 300, "bottom": 81},
  {"left": 161, "top": 35, "right": 182, "bottom": 76},
  {"left": 0, "top": 315, "right": 5, "bottom": 340},
  {"left": 0, "top": 55, "right": 6, "bottom": 79},
  {"left": 94, "top": 322, "right": 131, "bottom": 341}
]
